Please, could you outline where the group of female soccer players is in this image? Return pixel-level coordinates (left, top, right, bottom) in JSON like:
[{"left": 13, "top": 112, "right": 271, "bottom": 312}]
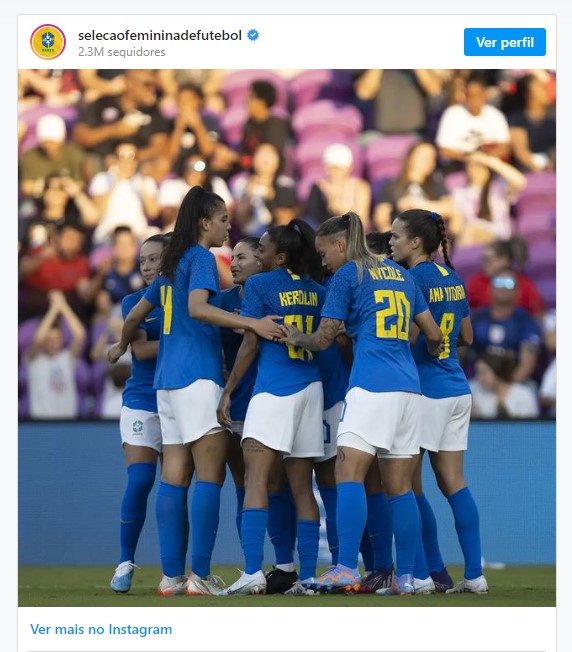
[{"left": 107, "top": 184, "right": 488, "bottom": 598}]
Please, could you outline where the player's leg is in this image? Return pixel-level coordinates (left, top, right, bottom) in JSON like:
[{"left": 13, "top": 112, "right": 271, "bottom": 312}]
[
  {"left": 314, "top": 456, "right": 338, "bottom": 566},
  {"left": 226, "top": 425, "right": 246, "bottom": 540}
]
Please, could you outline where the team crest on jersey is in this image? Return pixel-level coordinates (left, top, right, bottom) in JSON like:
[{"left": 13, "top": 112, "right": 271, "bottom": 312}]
[
  {"left": 30, "top": 24, "right": 66, "bottom": 59},
  {"left": 133, "top": 420, "right": 143, "bottom": 434}
]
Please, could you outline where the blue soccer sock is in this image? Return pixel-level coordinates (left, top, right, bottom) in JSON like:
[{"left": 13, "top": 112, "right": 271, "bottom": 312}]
[
  {"left": 359, "top": 525, "right": 375, "bottom": 572},
  {"left": 416, "top": 492, "right": 446, "bottom": 573},
  {"left": 191, "top": 481, "right": 221, "bottom": 578},
  {"left": 242, "top": 508, "right": 268, "bottom": 575},
  {"left": 119, "top": 462, "right": 156, "bottom": 564},
  {"left": 337, "top": 482, "right": 367, "bottom": 570},
  {"left": 414, "top": 537, "right": 430, "bottom": 580},
  {"left": 297, "top": 519, "right": 320, "bottom": 581},
  {"left": 268, "top": 491, "right": 295, "bottom": 565},
  {"left": 389, "top": 491, "right": 421, "bottom": 577},
  {"left": 366, "top": 491, "right": 394, "bottom": 570},
  {"left": 235, "top": 487, "right": 245, "bottom": 542},
  {"left": 155, "top": 481, "right": 189, "bottom": 578},
  {"left": 318, "top": 486, "right": 338, "bottom": 565},
  {"left": 448, "top": 487, "right": 483, "bottom": 580}
]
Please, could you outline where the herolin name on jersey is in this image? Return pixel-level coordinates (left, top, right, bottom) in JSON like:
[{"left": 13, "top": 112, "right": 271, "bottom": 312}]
[{"left": 278, "top": 290, "right": 319, "bottom": 307}]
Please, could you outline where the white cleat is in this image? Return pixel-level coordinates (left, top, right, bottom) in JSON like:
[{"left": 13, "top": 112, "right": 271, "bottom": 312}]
[
  {"left": 446, "top": 575, "right": 489, "bottom": 594},
  {"left": 219, "top": 570, "right": 266, "bottom": 596},
  {"left": 110, "top": 560, "right": 139, "bottom": 593},
  {"left": 413, "top": 576, "right": 436, "bottom": 595},
  {"left": 184, "top": 572, "right": 225, "bottom": 596},
  {"left": 157, "top": 574, "right": 187, "bottom": 596},
  {"left": 284, "top": 579, "right": 317, "bottom": 596}
]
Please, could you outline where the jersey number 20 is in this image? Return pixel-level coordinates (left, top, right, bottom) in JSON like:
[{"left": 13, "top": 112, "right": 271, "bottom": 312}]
[{"left": 374, "top": 290, "right": 410, "bottom": 340}]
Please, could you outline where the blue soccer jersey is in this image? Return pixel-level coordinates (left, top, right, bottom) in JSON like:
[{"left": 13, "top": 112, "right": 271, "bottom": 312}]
[
  {"left": 410, "top": 262, "right": 471, "bottom": 399},
  {"left": 145, "top": 244, "right": 224, "bottom": 390},
  {"left": 121, "top": 288, "right": 161, "bottom": 412},
  {"left": 220, "top": 285, "right": 258, "bottom": 421},
  {"left": 241, "top": 268, "right": 325, "bottom": 397},
  {"left": 322, "top": 258, "right": 427, "bottom": 394}
]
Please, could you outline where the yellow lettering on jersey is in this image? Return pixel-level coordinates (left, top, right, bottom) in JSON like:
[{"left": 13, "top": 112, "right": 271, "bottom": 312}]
[
  {"left": 279, "top": 290, "right": 318, "bottom": 307},
  {"left": 368, "top": 265, "right": 404, "bottom": 282},
  {"left": 429, "top": 286, "right": 444, "bottom": 303},
  {"left": 444, "top": 285, "right": 466, "bottom": 302}
]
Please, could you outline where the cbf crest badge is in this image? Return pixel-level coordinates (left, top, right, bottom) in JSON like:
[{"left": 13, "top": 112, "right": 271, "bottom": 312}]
[
  {"left": 133, "top": 420, "right": 143, "bottom": 435},
  {"left": 30, "top": 24, "right": 66, "bottom": 59}
]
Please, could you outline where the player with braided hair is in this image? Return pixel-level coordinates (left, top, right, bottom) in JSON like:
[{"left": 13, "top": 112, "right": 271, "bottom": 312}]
[{"left": 390, "top": 209, "right": 488, "bottom": 594}]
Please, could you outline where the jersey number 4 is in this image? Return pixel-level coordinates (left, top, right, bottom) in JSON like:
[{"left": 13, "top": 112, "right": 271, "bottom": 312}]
[
  {"left": 284, "top": 314, "right": 314, "bottom": 361},
  {"left": 374, "top": 290, "right": 411, "bottom": 341}
]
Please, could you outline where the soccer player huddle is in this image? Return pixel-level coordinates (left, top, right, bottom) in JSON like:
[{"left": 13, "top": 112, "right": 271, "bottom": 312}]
[{"left": 107, "top": 185, "right": 487, "bottom": 598}]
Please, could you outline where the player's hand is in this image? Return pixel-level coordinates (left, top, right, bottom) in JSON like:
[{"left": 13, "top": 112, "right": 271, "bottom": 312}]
[
  {"left": 216, "top": 393, "right": 232, "bottom": 430},
  {"left": 252, "top": 315, "right": 284, "bottom": 341},
  {"left": 107, "top": 342, "right": 127, "bottom": 364},
  {"left": 278, "top": 323, "right": 303, "bottom": 347}
]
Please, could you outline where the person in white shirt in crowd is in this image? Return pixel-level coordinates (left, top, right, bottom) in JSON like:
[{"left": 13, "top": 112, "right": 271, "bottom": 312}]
[
  {"left": 436, "top": 71, "right": 511, "bottom": 172},
  {"left": 24, "top": 290, "right": 87, "bottom": 420},
  {"left": 89, "top": 142, "right": 159, "bottom": 244},
  {"left": 469, "top": 352, "right": 539, "bottom": 419}
]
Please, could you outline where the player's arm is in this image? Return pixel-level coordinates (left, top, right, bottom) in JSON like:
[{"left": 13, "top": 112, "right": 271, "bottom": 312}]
[
  {"left": 130, "top": 329, "right": 159, "bottom": 360},
  {"left": 280, "top": 317, "right": 342, "bottom": 352},
  {"left": 188, "top": 289, "right": 283, "bottom": 341},
  {"left": 107, "top": 297, "right": 154, "bottom": 363},
  {"left": 457, "top": 316, "right": 474, "bottom": 347},
  {"left": 413, "top": 309, "right": 443, "bottom": 356},
  {"left": 335, "top": 331, "right": 353, "bottom": 368},
  {"left": 217, "top": 331, "right": 259, "bottom": 429}
]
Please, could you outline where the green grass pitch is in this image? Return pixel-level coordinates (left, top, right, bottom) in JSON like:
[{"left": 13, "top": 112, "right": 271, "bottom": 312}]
[{"left": 19, "top": 565, "right": 555, "bottom": 607}]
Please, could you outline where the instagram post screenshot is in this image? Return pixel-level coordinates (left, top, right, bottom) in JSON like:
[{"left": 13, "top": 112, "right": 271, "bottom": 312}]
[{"left": 12, "top": 6, "right": 564, "bottom": 652}]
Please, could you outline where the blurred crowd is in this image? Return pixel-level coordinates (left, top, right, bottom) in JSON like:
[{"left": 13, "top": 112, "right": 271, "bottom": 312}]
[{"left": 17, "top": 68, "right": 556, "bottom": 421}]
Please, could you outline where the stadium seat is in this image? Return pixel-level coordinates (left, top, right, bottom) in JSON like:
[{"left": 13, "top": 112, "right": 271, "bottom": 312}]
[
  {"left": 294, "top": 136, "right": 364, "bottom": 180},
  {"left": 450, "top": 244, "right": 485, "bottom": 282},
  {"left": 527, "top": 240, "right": 556, "bottom": 278},
  {"left": 516, "top": 210, "right": 556, "bottom": 241},
  {"left": 364, "top": 134, "right": 419, "bottom": 182},
  {"left": 292, "top": 100, "right": 363, "bottom": 143},
  {"left": 535, "top": 276, "right": 556, "bottom": 309},
  {"left": 220, "top": 70, "right": 289, "bottom": 109},
  {"left": 289, "top": 69, "right": 356, "bottom": 109}
]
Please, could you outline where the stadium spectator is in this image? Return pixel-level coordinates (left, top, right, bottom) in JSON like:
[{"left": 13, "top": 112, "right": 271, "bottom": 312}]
[
  {"left": 451, "top": 151, "right": 526, "bottom": 248},
  {"left": 466, "top": 238, "right": 545, "bottom": 317},
  {"left": 76, "top": 69, "right": 127, "bottom": 104},
  {"left": 167, "top": 83, "right": 221, "bottom": 172},
  {"left": 19, "top": 173, "right": 98, "bottom": 251},
  {"left": 372, "top": 141, "right": 457, "bottom": 233},
  {"left": 239, "top": 80, "right": 291, "bottom": 171},
  {"left": 303, "top": 143, "right": 371, "bottom": 228},
  {"left": 18, "top": 69, "right": 81, "bottom": 109},
  {"left": 93, "top": 227, "right": 145, "bottom": 316},
  {"left": 23, "top": 290, "right": 87, "bottom": 420},
  {"left": 19, "top": 222, "right": 93, "bottom": 323},
  {"left": 88, "top": 142, "right": 159, "bottom": 245},
  {"left": 72, "top": 69, "right": 170, "bottom": 173},
  {"left": 234, "top": 142, "right": 297, "bottom": 236},
  {"left": 435, "top": 71, "right": 511, "bottom": 172},
  {"left": 20, "top": 114, "right": 86, "bottom": 199},
  {"left": 507, "top": 74, "right": 556, "bottom": 173},
  {"left": 470, "top": 352, "right": 540, "bottom": 419},
  {"left": 354, "top": 69, "right": 445, "bottom": 137},
  {"left": 470, "top": 269, "right": 542, "bottom": 384}
]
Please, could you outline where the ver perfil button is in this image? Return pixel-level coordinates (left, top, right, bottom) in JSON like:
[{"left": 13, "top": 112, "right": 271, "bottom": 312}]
[{"left": 464, "top": 28, "right": 546, "bottom": 56}]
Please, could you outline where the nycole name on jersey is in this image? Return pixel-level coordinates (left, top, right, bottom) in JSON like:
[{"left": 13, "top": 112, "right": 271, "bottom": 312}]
[
  {"left": 368, "top": 266, "right": 404, "bottom": 282},
  {"left": 428, "top": 284, "right": 466, "bottom": 303},
  {"left": 279, "top": 290, "right": 319, "bottom": 307}
]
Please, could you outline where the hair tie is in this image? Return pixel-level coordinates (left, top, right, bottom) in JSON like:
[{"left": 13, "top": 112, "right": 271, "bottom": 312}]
[
  {"left": 429, "top": 211, "right": 440, "bottom": 222},
  {"left": 288, "top": 221, "right": 302, "bottom": 234}
]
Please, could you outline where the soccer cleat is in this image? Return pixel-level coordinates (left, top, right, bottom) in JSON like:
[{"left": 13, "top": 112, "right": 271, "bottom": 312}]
[
  {"left": 219, "top": 570, "right": 266, "bottom": 596},
  {"left": 184, "top": 572, "right": 225, "bottom": 596},
  {"left": 413, "top": 576, "right": 436, "bottom": 594},
  {"left": 358, "top": 566, "right": 395, "bottom": 594},
  {"left": 284, "top": 579, "right": 317, "bottom": 595},
  {"left": 157, "top": 574, "right": 187, "bottom": 596},
  {"left": 375, "top": 573, "right": 415, "bottom": 596},
  {"left": 302, "top": 564, "right": 361, "bottom": 594},
  {"left": 110, "top": 561, "right": 139, "bottom": 593},
  {"left": 446, "top": 575, "right": 489, "bottom": 594},
  {"left": 430, "top": 567, "right": 454, "bottom": 592},
  {"left": 264, "top": 566, "right": 299, "bottom": 594}
]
